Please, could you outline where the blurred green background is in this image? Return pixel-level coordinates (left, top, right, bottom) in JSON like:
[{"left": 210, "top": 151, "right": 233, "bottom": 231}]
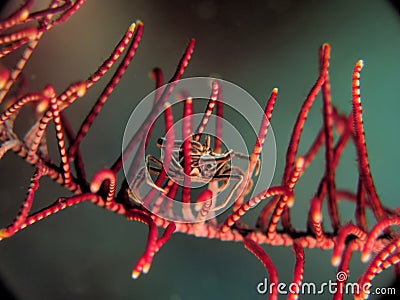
[{"left": 0, "top": 0, "right": 400, "bottom": 299}]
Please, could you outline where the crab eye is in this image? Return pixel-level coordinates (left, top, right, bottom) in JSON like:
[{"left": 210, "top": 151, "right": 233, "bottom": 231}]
[
  {"left": 201, "top": 162, "right": 216, "bottom": 174},
  {"left": 205, "top": 164, "right": 214, "bottom": 170}
]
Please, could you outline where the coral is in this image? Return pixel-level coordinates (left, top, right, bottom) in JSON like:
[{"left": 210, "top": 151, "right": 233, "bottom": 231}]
[{"left": 0, "top": 1, "right": 399, "bottom": 299}]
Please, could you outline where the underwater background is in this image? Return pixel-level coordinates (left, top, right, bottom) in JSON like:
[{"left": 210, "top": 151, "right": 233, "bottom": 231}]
[{"left": 0, "top": 0, "right": 399, "bottom": 299}]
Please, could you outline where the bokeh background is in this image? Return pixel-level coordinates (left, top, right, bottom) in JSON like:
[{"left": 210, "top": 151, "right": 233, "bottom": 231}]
[{"left": 0, "top": 0, "right": 400, "bottom": 299}]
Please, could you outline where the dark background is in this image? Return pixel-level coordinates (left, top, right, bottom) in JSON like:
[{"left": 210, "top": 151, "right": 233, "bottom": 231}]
[{"left": 0, "top": 0, "right": 399, "bottom": 299}]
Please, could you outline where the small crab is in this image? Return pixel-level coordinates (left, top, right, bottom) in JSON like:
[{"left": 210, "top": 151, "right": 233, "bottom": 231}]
[{"left": 129, "top": 134, "right": 259, "bottom": 211}]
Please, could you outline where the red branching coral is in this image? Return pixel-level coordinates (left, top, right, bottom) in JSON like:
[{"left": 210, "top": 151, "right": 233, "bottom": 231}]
[{"left": 0, "top": 1, "right": 399, "bottom": 299}]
